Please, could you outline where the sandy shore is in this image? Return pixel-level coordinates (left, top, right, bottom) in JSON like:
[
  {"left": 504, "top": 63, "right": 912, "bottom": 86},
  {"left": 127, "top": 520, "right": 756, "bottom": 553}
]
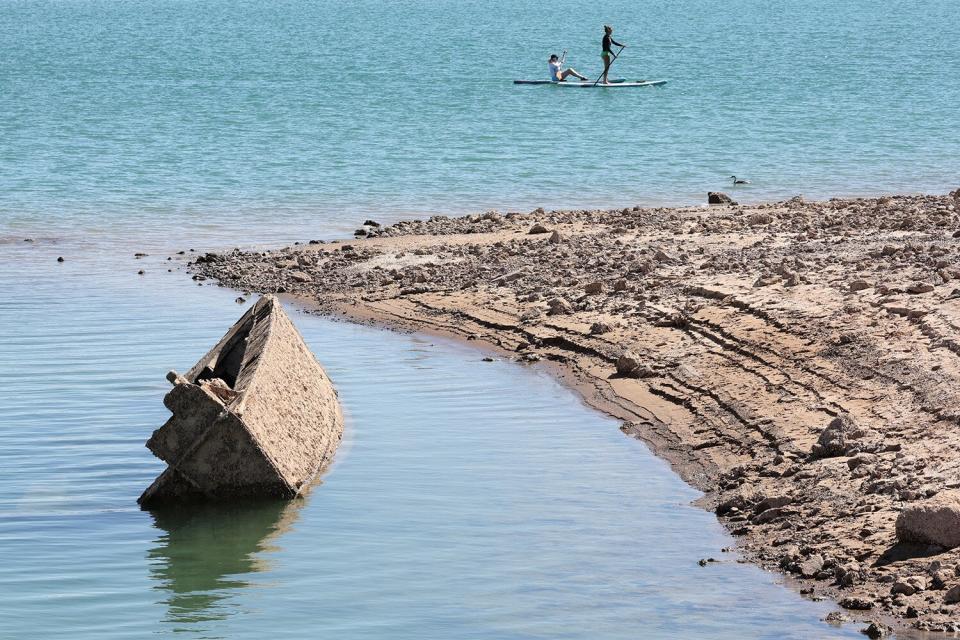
[{"left": 193, "top": 191, "right": 960, "bottom": 635}]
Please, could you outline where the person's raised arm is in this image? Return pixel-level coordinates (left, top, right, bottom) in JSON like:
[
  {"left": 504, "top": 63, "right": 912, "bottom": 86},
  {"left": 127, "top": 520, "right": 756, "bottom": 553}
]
[{"left": 611, "top": 38, "right": 625, "bottom": 48}]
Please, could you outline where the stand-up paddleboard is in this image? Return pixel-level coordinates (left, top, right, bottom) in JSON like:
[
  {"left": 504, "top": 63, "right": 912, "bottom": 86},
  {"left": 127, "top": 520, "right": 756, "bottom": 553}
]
[
  {"left": 514, "top": 78, "right": 627, "bottom": 85},
  {"left": 514, "top": 79, "right": 667, "bottom": 88}
]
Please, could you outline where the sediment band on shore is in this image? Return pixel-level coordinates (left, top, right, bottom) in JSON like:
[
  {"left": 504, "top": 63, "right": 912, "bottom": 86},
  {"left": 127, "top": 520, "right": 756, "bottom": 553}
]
[{"left": 194, "top": 192, "right": 960, "bottom": 634}]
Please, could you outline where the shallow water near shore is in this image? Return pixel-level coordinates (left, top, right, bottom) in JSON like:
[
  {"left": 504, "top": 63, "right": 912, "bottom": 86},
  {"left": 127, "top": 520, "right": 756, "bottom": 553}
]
[{"left": 0, "top": 242, "right": 869, "bottom": 639}]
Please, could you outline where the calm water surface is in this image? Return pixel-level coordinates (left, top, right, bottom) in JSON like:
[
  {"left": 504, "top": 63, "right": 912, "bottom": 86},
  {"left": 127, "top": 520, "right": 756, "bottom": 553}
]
[
  {"left": 0, "top": 246, "right": 864, "bottom": 638},
  {"left": 2, "top": 0, "right": 960, "bottom": 243},
  {"left": 2, "top": 0, "right": 946, "bottom": 636}
]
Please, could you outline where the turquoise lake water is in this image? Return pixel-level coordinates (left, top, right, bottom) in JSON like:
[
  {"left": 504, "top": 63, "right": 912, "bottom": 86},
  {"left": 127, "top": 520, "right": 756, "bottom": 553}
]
[
  {"left": 3, "top": 0, "right": 954, "bottom": 636},
  {"left": 2, "top": 0, "right": 960, "bottom": 243}
]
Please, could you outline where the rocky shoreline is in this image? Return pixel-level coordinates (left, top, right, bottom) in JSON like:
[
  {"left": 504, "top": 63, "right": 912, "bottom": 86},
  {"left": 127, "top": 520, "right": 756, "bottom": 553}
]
[{"left": 192, "top": 192, "right": 960, "bottom": 636}]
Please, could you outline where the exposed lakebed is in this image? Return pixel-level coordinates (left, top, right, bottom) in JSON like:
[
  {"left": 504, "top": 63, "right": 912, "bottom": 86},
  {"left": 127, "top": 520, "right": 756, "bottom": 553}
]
[{"left": 0, "top": 239, "right": 864, "bottom": 638}]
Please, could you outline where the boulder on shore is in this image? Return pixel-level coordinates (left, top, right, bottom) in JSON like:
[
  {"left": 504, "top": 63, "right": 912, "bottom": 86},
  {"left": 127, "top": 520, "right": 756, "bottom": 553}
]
[
  {"left": 547, "top": 297, "right": 573, "bottom": 315},
  {"left": 616, "top": 351, "right": 641, "bottom": 376},
  {"left": 896, "top": 491, "right": 960, "bottom": 549},
  {"left": 615, "top": 351, "right": 654, "bottom": 378},
  {"left": 809, "top": 414, "right": 863, "bottom": 460},
  {"left": 708, "top": 192, "right": 737, "bottom": 205}
]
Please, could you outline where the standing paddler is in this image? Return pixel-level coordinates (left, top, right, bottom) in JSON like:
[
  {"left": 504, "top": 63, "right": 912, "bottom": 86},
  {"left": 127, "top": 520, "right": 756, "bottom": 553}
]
[{"left": 600, "top": 24, "right": 626, "bottom": 84}]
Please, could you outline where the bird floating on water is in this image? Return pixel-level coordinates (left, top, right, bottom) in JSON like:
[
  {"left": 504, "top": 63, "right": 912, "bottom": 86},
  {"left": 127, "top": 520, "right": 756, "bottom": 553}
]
[{"left": 731, "top": 175, "right": 750, "bottom": 185}]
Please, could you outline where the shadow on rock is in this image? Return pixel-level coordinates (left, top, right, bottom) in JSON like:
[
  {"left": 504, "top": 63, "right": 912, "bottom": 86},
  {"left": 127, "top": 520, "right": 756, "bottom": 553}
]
[{"left": 872, "top": 541, "right": 944, "bottom": 567}]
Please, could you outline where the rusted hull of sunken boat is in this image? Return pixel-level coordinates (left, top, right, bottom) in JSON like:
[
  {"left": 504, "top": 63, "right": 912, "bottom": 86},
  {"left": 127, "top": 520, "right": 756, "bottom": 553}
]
[{"left": 139, "top": 295, "right": 343, "bottom": 507}]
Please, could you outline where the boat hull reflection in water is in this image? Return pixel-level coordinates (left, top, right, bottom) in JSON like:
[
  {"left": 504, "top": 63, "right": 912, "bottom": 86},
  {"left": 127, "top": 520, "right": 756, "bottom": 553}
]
[{"left": 147, "top": 501, "right": 302, "bottom": 625}]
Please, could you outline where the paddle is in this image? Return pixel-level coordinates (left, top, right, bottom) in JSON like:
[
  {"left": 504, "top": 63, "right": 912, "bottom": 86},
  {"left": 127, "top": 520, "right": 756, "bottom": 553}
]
[{"left": 593, "top": 44, "right": 625, "bottom": 86}]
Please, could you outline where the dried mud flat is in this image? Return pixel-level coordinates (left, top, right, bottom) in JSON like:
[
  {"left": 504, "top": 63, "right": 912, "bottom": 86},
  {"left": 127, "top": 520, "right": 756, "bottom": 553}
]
[{"left": 194, "top": 191, "right": 960, "bottom": 636}]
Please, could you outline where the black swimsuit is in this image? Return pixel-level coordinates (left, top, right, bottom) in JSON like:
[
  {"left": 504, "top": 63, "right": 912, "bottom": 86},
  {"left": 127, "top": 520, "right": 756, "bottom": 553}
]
[{"left": 602, "top": 34, "right": 623, "bottom": 57}]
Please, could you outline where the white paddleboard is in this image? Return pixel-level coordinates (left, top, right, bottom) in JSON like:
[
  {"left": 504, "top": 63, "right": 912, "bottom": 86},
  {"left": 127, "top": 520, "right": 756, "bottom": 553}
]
[
  {"left": 513, "top": 79, "right": 667, "bottom": 88},
  {"left": 514, "top": 78, "right": 627, "bottom": 85}
]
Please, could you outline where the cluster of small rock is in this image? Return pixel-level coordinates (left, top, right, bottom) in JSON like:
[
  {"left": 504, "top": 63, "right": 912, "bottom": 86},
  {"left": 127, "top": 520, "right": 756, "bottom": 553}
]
[{"left": 714, "top": 413, "right": 960, "bottom": 633}]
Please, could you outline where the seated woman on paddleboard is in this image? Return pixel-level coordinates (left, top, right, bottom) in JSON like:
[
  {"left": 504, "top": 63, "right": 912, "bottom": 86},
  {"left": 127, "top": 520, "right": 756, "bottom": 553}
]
[
  {"left": 548, "top": 54, "right": 588, "bottom": 82},
  {"left": 601, "top": 25, "right": 625, "bottom": 84}
]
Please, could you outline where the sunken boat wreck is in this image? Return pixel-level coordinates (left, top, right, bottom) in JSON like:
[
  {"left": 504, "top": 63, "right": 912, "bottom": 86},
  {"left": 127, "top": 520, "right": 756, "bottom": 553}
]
[{"left": 139, "top": 296, "right": 343, "bottom": 507}]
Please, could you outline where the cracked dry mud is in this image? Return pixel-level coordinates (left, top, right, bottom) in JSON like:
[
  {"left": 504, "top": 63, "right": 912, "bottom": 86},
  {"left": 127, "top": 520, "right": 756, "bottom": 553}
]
[{"left": 194, "top": 191, "right": 960, "bottom": 635}]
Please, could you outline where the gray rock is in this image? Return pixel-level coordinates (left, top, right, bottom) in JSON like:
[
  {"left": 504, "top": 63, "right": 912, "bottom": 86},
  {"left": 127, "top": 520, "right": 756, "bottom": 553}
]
[
  {"left": 810, "top": 414, "right": 860, "bottom": 460},
  {"left": 708, "top": 192, "right": 737, "bottom": 205},
  {"left": 494, "top": 267, "right": 530, "bottom": 284},
  {"left": 931, "top": 571, "right": 948, "bottom": 590},
  {"left": 799, "top": 554, "right": 824, "bottom": 578},
  {"left": 716, "top": 493, "right": 754, "bottom": 515},
  {"left": 747, "top": 212, "right": 773, "bottom": 225},
  {"left": 849, "top": 279, "right": 871, "bottom": 292},
  {"left": 907, "top": 282, "right": 934, "bottom": 294},
  {"left": 589, "top": 322, "right": 612, "bottom": 335},
  {"left": 653, "top": 249, "right": 677, "bottom": 264},
  {"left": 584, "top": 281, "right": 603, "bottom": 294},
  {"left": 755, "top": 495, "right": 792, "bottom": 513},
  {"left": 547, "top": 297, "right": 573, "bottom": 315},
  {"left": 945, "top": 585, "right": 960, "bottom": 604},
  {"left": 753, "top": 506, "right": 790, "bottom": 524},
  {"left": 861, "top": 621, "right": 889, "bottom": 639},
  {"left": 839, "top": 596, "right": 874, "bottom": 610},
  {"left": 897, "top": 491, "right": 960, "bottom": 548},
  {"left": 847, "top": 452, "right": 878, "bottom": 471},
  {"left": 616, "top": 351, "right": 642, "bottom": 377},
  {"left": 528, "top": 223, "right": 549, "bottom": 234}
]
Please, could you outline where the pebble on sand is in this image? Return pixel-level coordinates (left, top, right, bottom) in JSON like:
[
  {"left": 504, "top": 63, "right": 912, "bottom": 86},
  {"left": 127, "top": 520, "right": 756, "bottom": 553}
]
[{"left": 849, "top": 279, "right": 871, "bottom": 292}]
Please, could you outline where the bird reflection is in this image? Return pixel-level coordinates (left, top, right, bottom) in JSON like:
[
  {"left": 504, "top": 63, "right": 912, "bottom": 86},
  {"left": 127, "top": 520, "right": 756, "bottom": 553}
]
[{"left": 146, "top": 499, "right": 301, "bottom": 627}]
